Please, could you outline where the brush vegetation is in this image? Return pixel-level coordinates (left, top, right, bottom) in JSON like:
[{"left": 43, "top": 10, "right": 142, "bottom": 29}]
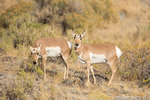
[{"left": 0, "top": 0, "right": 150, "bottom": 99}]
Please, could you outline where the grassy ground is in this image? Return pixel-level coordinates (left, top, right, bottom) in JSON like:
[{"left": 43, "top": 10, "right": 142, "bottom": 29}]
[{"left": 0, "top": 0, "right": 150, "bottom": 99}]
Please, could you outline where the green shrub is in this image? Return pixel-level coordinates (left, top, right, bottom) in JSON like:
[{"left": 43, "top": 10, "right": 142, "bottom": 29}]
[
  {"left": 33, "top": 0, "right": 118, "bottom": 34},
  {"left": 36, "top": 67, "right": 44, "bottom": 76},
  {"left": 89, "top": 0, "right": 118, "bottom": 23},
  {"left": 6, "top": 69, "right": 34, "bottom": 99},
  {"left": 64, "top": 12, "right": 89, "bottom": 31},
  {"left": 0, "top": 1, "right": 33, "bottom": 29},
  {"left": 118, "top": 42, "right": 150, "bottom": 87}
]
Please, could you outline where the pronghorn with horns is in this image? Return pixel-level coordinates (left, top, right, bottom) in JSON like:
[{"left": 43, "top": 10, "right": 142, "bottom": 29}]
[
  {"left": 29, "top": 37, "right": 72, "bottom": 79},
  {"left": 71, "top": 31, "right": 122, "bottom": 86}
]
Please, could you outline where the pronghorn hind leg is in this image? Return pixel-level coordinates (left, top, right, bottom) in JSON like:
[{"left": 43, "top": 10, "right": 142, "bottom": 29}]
[
  {"left": 108, "top": 61, "right": 117, "bottom": 86},
  {"left": 65, "top": 59, "right": 69, "bottom": 79},
  {"left": 91, "top": 65, "right": 96, "bottom": 84}
]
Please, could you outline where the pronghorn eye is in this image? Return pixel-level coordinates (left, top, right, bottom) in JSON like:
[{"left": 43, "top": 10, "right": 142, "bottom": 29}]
[
  {"left": 37, "top": 53, "right": 39, "bottom": 55},
  {"left": 31, "top": 52, "right": 33, "bottom": 55},
  {"left": 79, "top": 35, "right": 82, "bottom": 40}
]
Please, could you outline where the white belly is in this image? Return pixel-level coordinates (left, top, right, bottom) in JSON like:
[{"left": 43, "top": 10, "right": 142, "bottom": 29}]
[
  {"left": 90, "top": 53, "right": 106, "bottom": 64},
  {"left": 46, "top": 47, "right": 61, "bottom": 57},
  {"left": 78, "top": 53, "right": 107, "bottom": 64}
]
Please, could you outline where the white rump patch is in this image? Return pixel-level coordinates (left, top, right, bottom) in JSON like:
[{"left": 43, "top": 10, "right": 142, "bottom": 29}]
[
  {"left": 67, "top": 41, "right": 72, "bottom": 49},
  {"left": 90, "top": 53, "right": 107, "bottom": 64},
  {"left": 115, "top": 46, "right": 122, "bottom": 58},
  {"left": 46, "top": 47, "right": 61, "bottom": 57}
]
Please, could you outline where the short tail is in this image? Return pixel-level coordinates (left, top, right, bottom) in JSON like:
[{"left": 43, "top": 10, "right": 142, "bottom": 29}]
[{"left": 115, "top": 46, "right": 122, "bottom": 58}]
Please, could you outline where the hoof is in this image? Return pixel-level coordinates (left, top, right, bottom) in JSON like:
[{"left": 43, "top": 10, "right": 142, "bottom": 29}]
[
  {"left": 107, "top": 83, "right": 110, "bottom": 86},
  {"left": 63, "top": 77, "right": 67, "bottom": 80},
  {"left": 85, "top": 82, "right": 89, "bottom": 87},
  {"left": 43, "top": 76, "right": 46, "bottom": 80}
]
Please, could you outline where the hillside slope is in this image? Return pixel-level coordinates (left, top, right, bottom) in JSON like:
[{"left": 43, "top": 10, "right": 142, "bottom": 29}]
[{"left": 0, "top": 0, "right": 150, "bottom": 99}]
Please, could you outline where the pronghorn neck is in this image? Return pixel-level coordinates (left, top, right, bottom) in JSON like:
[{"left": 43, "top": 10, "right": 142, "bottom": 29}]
[{"left": 75, "top": 43, "right": 83, "bottom": 55}]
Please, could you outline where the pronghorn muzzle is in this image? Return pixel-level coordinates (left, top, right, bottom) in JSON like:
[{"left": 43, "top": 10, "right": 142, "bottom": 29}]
[
  {"left": 75, "top": 43, "right": 79, "bottom": 47},
  {"left": 33, "top": 61, "right": 36, "bottom": 65}
]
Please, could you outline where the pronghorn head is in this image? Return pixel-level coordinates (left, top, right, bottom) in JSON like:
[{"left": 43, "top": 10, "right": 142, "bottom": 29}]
[
  {"left": 29, "top": 43, "right": 41, "bottom": 65},
  {"left": 71, "top": 31, "right": 86, "bottom": 48}
]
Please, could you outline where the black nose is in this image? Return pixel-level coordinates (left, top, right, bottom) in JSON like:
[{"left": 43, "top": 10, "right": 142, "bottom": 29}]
[
  {"left": 75, "top": 43, "right": 79, "bottom": 46},
  {"left": 33, "top": 61, "right": 36, "bottom": 65}
]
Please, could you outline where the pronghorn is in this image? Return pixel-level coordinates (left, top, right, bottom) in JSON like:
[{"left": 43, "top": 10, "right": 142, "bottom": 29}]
[
  {"left": 71, "top": 31, "right": 122, "bottom": 86},
  {"left": 29, "top": 37, "right": 72, "bottom": 79}
]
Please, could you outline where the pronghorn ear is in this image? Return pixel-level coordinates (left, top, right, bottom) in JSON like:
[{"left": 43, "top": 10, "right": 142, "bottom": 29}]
[
  {"left": 81, "top": 32, "right": 86, "bottom": 38},
  {"left": 71, "top": 30, "right": 76, "bottom": 37},
  {"left": 39, "top": 43, "right": 41, "bottom": 48},
  {"left": 37, "top": 43, "right": 41, "bottom": 51},
  {"left": 29, "top": 45, "right": 33, "bottom": 51}
]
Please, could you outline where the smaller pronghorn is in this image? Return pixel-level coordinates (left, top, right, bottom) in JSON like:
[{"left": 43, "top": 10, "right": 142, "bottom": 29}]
[
  {"left": 71, "top": 31, "right": 122, "bottom": 86},
  {"left": 29, "top": 37, "right": 72, "bottom": 79}
]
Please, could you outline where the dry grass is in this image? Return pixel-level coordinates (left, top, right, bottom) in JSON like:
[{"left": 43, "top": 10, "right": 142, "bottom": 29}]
[
  {"left": 0, "top": 0, "right": 150, "bottom": 99},
  {"left": 89, "top": 0, "right": 150, "bottom": 48}
]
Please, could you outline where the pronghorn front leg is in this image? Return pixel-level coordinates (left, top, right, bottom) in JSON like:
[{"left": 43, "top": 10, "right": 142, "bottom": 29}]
[
  {"left": 42, "top": 55, "right": 47, "bottom": 80},
  {"left": 86, "top": 61, "right": 91, "bottom": 86},
  {"left": 38, "top": 58, "right": 42, "bottom": 69}
]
